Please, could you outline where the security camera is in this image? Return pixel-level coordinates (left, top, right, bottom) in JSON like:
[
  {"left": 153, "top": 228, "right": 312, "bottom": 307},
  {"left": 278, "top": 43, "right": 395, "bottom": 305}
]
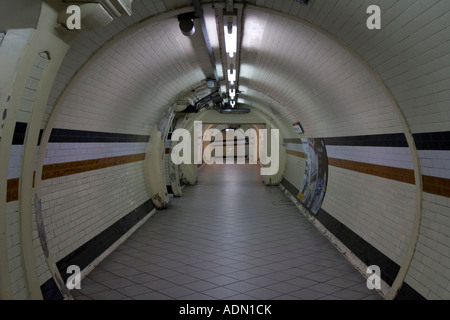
[{"left": 178, "top": 13, "right": 197, "bottom": 37}]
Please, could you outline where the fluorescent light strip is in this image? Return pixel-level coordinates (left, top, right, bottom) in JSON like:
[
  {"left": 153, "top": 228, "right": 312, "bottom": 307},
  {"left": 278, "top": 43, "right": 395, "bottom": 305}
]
[
  {"left": 228, "top": 69, "right": 236, "bottom": 85},
  {"left": 224, "top": 16, "right": 237, "bottom": 58}
]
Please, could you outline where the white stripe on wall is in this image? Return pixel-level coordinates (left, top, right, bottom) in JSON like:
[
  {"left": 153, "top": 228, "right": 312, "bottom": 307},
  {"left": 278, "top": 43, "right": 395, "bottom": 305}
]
[
  {"left": 326, "top": 145, "right": 414, "bottom": 170},
  {"left": 418, "top": 150, "right": 450, "bottom": 179}
]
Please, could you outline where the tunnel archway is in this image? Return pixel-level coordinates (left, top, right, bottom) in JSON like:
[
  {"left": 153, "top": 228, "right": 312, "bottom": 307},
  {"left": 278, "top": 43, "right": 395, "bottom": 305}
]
[{"left": 1, "top": 1, "right": 449, "bottom": 300}]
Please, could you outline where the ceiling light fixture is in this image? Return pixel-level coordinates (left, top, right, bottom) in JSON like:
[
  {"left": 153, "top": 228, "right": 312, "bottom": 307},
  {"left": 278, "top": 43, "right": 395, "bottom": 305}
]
[
  {"left": 228, "top": 69, "right": 236, "bottom": 85},
  {"left": 229, "top": 89, "right": 236, "bottom": 100},
  {"left": 224, "top": 15, "right": 237, "bottom": 58}
]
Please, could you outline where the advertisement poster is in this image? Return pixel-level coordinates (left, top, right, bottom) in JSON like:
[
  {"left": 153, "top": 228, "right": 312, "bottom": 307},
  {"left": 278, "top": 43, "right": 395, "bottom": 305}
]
[{"left": 297, "top": 138, "right": 328, "bottom": 215}]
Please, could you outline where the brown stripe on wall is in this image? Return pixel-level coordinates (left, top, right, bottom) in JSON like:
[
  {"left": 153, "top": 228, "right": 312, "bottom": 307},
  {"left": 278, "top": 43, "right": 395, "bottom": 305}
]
[
  {"left": 6, "top": 178, "right": 19, "bottom": 203},
  {"left": 329, "top": 157, "right": 450, "bottom": 198},
  {"left": 423, "top": 175, "right": 450, "bottom": 198},
  {"left": 6, "top": 154, "right": 146, "bottom": 202},
  {"left": 41, "top": 153, "right": 146, "bottom": 180},
  {"left": 328, "top": 158, "right": 416, "bottom": 185},
  {"left": 286, "top": 150, "right": 306, "bottom": 158}
]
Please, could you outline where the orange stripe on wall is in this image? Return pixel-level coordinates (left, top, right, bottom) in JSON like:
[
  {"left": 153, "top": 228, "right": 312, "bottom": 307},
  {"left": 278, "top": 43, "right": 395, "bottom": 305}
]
[
  {"left": 423, "top": 175, "right": 450, "bottom": 198},
  {"left": 6, "top": 153, "right": 146, "bottom": 202},
  {"left": 41, "top": 153, "right": 146, "bottom": 180},
  {"left": 328, "top": 157, "right": 415, "bottom": 184},
  {"left": 6, "top": 178, "right": 19, "bottom": 203},
  {"left": 329, "top": 157, "right": 450, "bottom": 198}
]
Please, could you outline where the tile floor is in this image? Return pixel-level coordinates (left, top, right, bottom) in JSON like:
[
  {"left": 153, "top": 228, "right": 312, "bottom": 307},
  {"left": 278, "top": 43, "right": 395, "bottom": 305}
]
[{"left": 72, "top": 164, "right": 382, "bottom": 300}]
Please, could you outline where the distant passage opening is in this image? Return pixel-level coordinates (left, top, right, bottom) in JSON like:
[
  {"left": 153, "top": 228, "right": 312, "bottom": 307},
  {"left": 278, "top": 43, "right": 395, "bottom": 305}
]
[{"left": 201, "top": 123, "right": 265, "bottom": 166}]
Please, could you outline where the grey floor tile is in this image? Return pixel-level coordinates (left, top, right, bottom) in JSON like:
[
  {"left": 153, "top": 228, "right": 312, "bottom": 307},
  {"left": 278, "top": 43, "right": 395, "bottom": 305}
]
[
  {"left": 101, "top": 277, "right": 136, "bottom": 290},
  {"left": 224, "top": 281, "right": 260, "bottom": 293},
  {"left": 273, "top": 295, "right": 301, "bottom": 300},
  {"left": 303, "top": 272, "right": 336, "bottom": 283},
  {"left": 332, "top": 288, "right": 373, "bottom": 300},
  {"left": 126, "top": 272, "right": 159, "bottom": 284},
  {"left": 246, "top": 276, "right": 280, "bottom": 287},
  {"left": 246, "top": 288, "right": 283, "bottom": 300},
  {"left": 86, "top": 271, "right": 120, "bottom": 282},
  {"left": 89, "top": 290, "right": 128, "bottom": 300},
  {"left": 143, "top": 279, "right": 179, "bottom": 291},
  {"left": 206, "top": 275, "right": 240, "bottom": 286},
  {"left": 286, "top": 277, "right": 319, "bottom": 288},
  {"left": 184, "top": 280, "right": 219, "bottom": 292},
  {"left": 110, "top": 267, "right": 143, "bottom": 278},
  {"left": 181, "top": 293, "right": 217, "bottom": 300},
  {"left": 290, "top": 288, "right": 328, "bottom": 300},
  {"left": 76, "top": 164, "right": 380, "bottom": 301},
  {"left": 308, "top": 283, "right": 342, "bottom": 295},
  {"left": 119, "top": 284, "right": 152, "bottom": 297},
  {"left": 133, "top": 292, "right": 173, "bottom": 300},
  {"left": 266, "top": 282, "right": 302, "bottom": 294},
  {"left": 202, "top": 287, "right": 239, "bottom": 299},
  {"left": 78, "top": 282, "right": 110, "bottom": 295},
  {"left": 325, "top": 277, "right": 360, "bottom": 288},
  {"left": 227, "top": 294, "right": 258, "bottom": 300},
  {"left": 159, "top": 286, "right": 197, "bottom": 299}
]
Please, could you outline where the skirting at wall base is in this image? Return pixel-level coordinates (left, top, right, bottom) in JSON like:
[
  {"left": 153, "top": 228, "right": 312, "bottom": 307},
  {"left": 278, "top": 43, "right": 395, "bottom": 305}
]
[
  {"left": 280, "top": 179, "right": 426, "bottom": 300},
  {"left": 71, "top": 208, "right": 157, "bottom": 298},
  {"left": 41, "top": 199, "right": 156, "bottom": 300}
]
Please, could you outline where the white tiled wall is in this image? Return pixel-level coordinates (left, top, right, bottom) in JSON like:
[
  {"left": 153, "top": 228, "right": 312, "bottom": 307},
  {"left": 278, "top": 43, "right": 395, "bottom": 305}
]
[
  {"left": 322, "top": 166, "right": 416, "bottom": 266},
  {"left": 42, "top": 0, "right": 167, "bottom": 129},
  {"left": 40, "top": 160, "right": 149, "bottom": 262},
  {"left": 283, "top": 153, "right": 305, "bottom": 191},
  {"left": 406, "top": 193, "right": 450, "bottom": 299},
  {"left": 5, "top": 201, "right": 27, "bottom": 299},
  {"left": 164, "top": 152, "right": 170, "bottom": 187},
  {"left": 17, "top": 52, "right": 48, "bottom": 123},
  {"left": 8, "top": 145, "right": 23, "bottom": 180},
  {"left": 418, "top": 150, "right": 450, "bottom": 180},
  {"left": 5, "top": 52, "right": 49, "bottom": 298}
]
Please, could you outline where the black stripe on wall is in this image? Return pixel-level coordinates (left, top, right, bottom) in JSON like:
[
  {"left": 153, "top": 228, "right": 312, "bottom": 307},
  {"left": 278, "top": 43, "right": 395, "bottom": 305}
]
[
  {"left": 280, "top": 178, "right": 426, "bottom": 300},
  {"left": 315, "top": 207, "right": 400, "bottom": 286},
  {"left": 40, "top": 278, "right": 63, "bottom": 300},
  {"left": 13, "top": 123, "right": 150, "bottom": 146},
  {"left": 324, "top": 133, "right": 408, "bottom": 148},
  {"left": 12, "top": 122, "right": 44, "bottom": 145},
  {"left": 49, "top": 128, "right": 150, "bottom": 143},
  {"left": 413, "top": 131, "right": 450, "bottom": 151},
  {"left": 44, "top": 199, "right": 155, "bottom": 299}
]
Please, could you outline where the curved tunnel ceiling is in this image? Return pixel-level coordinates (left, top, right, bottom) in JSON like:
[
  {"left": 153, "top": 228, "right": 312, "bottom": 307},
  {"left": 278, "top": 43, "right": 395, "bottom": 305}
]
[
  {"left": 50, "top": 5, "right": 402, "bottom": 139},
  {"left": 45, "top": 0, "right": 450, "bottom": 140}
]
